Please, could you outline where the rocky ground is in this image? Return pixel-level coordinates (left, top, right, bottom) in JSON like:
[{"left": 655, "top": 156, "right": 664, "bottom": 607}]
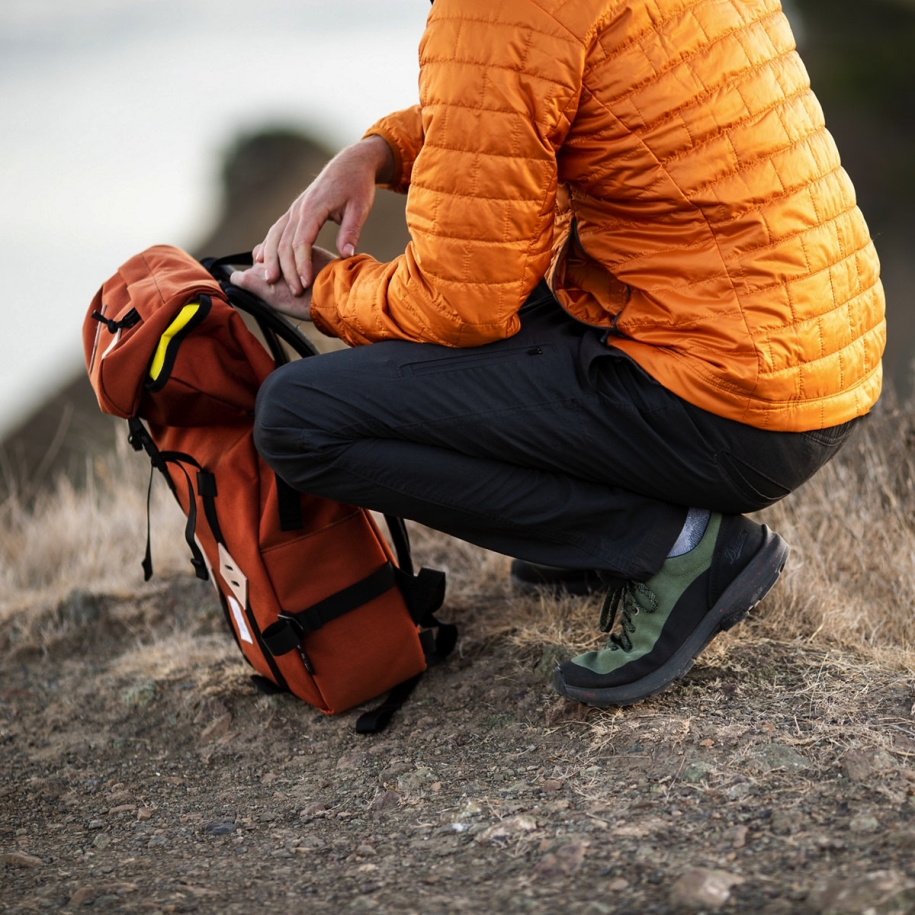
[{"left": 3, "top": 572, "right": 915, "bottom": 915}]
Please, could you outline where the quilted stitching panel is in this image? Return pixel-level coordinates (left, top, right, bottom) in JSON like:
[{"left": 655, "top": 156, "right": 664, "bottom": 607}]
[{"left": 310, "top": 0, "right": 884, "bottom": 430}]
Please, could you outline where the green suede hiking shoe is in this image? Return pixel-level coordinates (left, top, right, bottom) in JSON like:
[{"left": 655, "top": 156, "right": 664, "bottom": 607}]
[{"left": 553, "top": 513, "right": 789, "bottom": 707}]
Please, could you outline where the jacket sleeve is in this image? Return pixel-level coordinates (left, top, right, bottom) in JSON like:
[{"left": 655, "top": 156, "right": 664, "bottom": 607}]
[
  {"left": 310, "top": 0, "right": 585, "bottom": 348},
  {"left": 363, "top": 105, "right": 424, "bottom": 194}
]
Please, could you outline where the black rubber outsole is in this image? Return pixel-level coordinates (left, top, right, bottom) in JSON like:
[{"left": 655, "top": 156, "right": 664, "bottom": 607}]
[{"left": 553, "top": 526, "right": 790, "bottom": 708}]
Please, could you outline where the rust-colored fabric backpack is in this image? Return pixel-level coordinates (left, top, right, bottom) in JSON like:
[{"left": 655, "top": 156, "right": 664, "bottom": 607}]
[{"left": 83, "top": 245, "right": 453, "bottom": 732}]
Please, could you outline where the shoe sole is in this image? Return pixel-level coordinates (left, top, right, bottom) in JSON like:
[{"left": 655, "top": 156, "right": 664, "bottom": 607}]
[{"left": 552, "top": 525, "right": 790, "bottom": 708}]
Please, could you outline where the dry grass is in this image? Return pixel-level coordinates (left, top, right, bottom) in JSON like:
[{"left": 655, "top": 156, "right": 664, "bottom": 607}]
[
  {"left": 3, "top": 394, "right": 915, "bottom": 674},
  {"left": 0, "top": 434, "right": 189, "bottom": 616}
]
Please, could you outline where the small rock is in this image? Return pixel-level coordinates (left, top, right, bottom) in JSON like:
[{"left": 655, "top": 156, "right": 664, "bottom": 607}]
[
  {"left": 771, "top": 809, "right": 807, "bottom": 835},
  {"left": 121, "top": 682, "right": 157, "bottom": 708},
  {"left": 355, "top": 844, "right": 377, "bottom": 857},
  {"left": 92, "top": 833, "right": 111, "bottom": 850},
  {"left": 843, "top": 748, "right": 897, "bottom": 783},
  {"left": 147, "top": 835, "right": 166, "bottom": 848},
  {"left": 68, "top": 886, "right": 97, "bottom": 906},
  {"left": 682, "top": 761, "right": 715, "bottom": 783},
  {"left": 541, "top": 779, "right": 564, "bottom": 792},
  {"left": 336, "top": 751, "right": 367, "bottom": 771},
  {"left": 533, "top": 841, "right": 588, "bottom": 878},
  {"left": 750, "top": 743, "right": 810, "bottom": 773},
  {"left": 807, "top": 869, "right": 915, "bottom": 914},
  {"left": 0, "top": 852, "right": 44, "bottom": 868},
  {"left": 201, "top": 713, "right": 233, "bottom": 743},
  {"left": 137, "top": 807, "right": 153, "bottom": 822},
  {"left": 397, "top": 767, "right": 435, "bottom": 792},
  {"left": 369, "top": 791, "right": 400, "bottom": 812},
  {"left": 670, "top": 868, "right": 744, "bottom": 910},
  {"left": 724, "top": 825, "right": 748, "bottom": 849},
  {"left": 380, "top": 762, "right": 412, "bottom": 780},
  {"left": 477, "top": 815, "right": 538, "bottom": 845},
  {"left": 87, "top": 820, "right": 105, "bottom": 830},
  {"left": 884, "top": 828, "right": 915, "bottom": 849},
  {"left": 205, "top": 822, "right": 236, "bottom": 836},
  {"left": 849, "top": 814, "right": 880, "bottom": 834},
  {"left": 608, "top": 878, "right": 630, "bottom": 892},
  {"left": 300, "top": 802, "right": 328, "bottom": 818},
  {"left": 726, "top": 783, "right": 751, "bottom": 801},
  {"left": 108, "top": 804, "right": 134, "bottom": 816}
]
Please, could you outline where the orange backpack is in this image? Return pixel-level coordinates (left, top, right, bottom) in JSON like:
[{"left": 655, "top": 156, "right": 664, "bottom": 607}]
[{"left": 83, "top": 245, "right": 453, "bottom": 732}]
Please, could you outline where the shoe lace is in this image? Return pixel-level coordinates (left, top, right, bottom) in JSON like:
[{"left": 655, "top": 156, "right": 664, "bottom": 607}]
[{"left": 598, "top": 581, "right": 658, "bottom": 652}]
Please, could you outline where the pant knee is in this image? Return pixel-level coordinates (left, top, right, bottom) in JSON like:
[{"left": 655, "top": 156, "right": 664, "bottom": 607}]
[{"left": 253, "top": 368, "right": 302, "bottom": 467}]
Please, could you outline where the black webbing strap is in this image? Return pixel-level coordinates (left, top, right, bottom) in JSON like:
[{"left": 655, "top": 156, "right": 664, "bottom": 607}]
[
  {"left": 195, "top": 469, "right": 224, "bottom": 545},
  {"left": 355, "top": 674, "right": 424, "bottom": 734},
  {"left": 395, "top": 566, "right": 446, "bottom": 624},
  {"left": 128, "top": 419, "right": 208, "bottom": 581},
  {"left": 384, "top": 515, "right": 414, "bottom": 575},
  {"left": 261, "top": 563, "right": 398, "bottom": 658}
]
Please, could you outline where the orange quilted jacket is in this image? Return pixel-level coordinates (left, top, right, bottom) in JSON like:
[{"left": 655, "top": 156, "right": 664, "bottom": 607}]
[{"left": 310, "top": 0, "right": 885, "bottom": 431}]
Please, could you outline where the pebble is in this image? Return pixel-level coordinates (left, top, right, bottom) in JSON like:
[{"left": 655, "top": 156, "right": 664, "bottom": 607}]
[
  {"left": 68, "top": 886, "right": 97, "bottom": 906},
  {"left": 533, "top": 841, "right": 588, "bottom": 878},
  {"left": 682, "top": 761, "right": 715, "bottom": 783},
  {"left": 750, "top": 744, "right": 810, "bottom": 773},
  {"left": 842, "top": 748, "right": 896, "bottom": 783},
  {"left": 476, "top": 815, "right": 538, "bottom": 845},
  {"left": 807, "top": 869, "right": 915, "bottom": 914},
  {"left": 397, "top": 767, "right": 435, "bottom": 792},
  {"left": 355, "top": 844, "right": 377, "bottom": 857},
  {"left": 0, "top": 852, "right": 44, "bottom": 868},
  {"left": 201, "top": 713, "right": 233, "bottom": 743},
  {"left": 137, "top": 807, "right": 153, "bottom": 821},
  {"left": 300, "top": 802, "right": 328, "bottom": 818},
  {"left": 121, "top": 682, "right": 157, "bottom": 708},
  {"left": 204, "top": 822, "right": 236, "bottom": 836},
  {"left": 108, "top": 804, "right": 135, "bottom": 816},
  {"left": 92, "top": 833, "right": 111, "bottom": 849},
  {"left": 849, "top": 814, "right": 880, "bottom": 834},
  {"left": 669, "top": 868, "right": 744, "bottom": 909}
]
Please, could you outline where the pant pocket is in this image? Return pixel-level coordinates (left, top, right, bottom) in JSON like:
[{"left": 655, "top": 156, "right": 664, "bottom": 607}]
[{"left": 400, "top": 343, "right": 556, "bottom": 376}]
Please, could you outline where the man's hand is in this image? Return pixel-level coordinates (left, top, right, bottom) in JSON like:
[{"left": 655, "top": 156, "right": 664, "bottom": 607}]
[
  {"left": 230, "top": 247, "right": 337, "bottom": 321},
  {"left": 253, "top": 135, "right": 395, "bottom": 296}
]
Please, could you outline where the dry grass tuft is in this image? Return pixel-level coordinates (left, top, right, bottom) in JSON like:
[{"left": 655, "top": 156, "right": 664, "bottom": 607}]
[
  {"left": 3, "top": 393, "right": 915, "bottom": 674},
  {"left": 0, "top": 434, "right": 190, "bottom": 615}
]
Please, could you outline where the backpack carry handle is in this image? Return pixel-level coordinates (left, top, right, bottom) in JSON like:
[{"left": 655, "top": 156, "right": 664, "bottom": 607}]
[{"left": 201, "top": 253, "right": 320, "bottom": 362}]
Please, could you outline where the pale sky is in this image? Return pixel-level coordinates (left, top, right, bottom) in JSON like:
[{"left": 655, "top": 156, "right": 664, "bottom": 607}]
[{"left": 0, "top": 0, "right": 427, "bottom": 435}]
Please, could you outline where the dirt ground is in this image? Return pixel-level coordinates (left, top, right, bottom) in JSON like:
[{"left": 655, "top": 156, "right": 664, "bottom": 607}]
[{"left": 3, "top": 567, "right": 915, "bottom": 915}]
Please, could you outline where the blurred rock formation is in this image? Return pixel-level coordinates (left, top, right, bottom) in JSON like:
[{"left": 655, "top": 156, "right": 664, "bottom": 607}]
[{"left": 0, "top": 127, "right": 410, "bottom": 501}]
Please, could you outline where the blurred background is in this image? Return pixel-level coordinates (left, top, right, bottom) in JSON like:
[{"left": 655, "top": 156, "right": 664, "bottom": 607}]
[{"left": 1, "top": 0, "right": 913, "bottom": 499}]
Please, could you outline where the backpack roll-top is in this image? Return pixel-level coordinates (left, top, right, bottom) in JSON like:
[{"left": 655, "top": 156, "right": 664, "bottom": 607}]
[{"left": 83, "top": 245, "right": 452, "bottom": 728}]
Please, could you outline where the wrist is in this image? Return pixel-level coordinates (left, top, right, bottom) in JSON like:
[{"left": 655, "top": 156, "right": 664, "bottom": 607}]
[{"left": 361, "top": 134, "right": 397, "bottom": 186}]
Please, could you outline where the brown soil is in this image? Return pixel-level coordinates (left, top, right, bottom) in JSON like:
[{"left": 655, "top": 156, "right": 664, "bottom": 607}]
[{"left": 3, "top": 563, "right": 915, "bottom": 915}]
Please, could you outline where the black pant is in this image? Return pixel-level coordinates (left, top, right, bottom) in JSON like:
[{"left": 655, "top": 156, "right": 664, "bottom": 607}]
[{"left": 254, "top": 284, "right": 858, "bottom": 581}]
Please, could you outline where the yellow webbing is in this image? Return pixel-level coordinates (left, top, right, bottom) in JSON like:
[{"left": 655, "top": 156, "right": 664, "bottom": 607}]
[{"left": 149, "top": 302, "right": 200, "bottom": 381}]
